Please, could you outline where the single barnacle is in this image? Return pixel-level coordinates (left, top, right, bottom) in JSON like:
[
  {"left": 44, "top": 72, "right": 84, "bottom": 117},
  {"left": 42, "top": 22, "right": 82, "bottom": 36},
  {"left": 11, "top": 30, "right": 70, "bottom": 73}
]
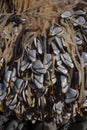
[
  {"left": 34, "top": 38, "right": 43, "bottom": 54},
  {"left": 0, "top": 57, "right": 4, "bottom": 68},
  {"left": 65, "top": 88, "right": 79, "bottom": 103},
  {"left": 61, "top": 75, "right": 69, "bottom": 93},
  {"left": 61, "top": 11, "right": 72, "bottom": 18},
  {"left": 50, "top": 25, "right": 63, "bottom": 36}
]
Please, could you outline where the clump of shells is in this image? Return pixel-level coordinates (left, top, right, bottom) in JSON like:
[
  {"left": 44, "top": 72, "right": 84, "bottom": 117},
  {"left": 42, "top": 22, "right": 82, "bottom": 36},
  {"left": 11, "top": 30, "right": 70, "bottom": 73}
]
[{"left": 0, "top": 0, "right": 87, "bottom": 129}]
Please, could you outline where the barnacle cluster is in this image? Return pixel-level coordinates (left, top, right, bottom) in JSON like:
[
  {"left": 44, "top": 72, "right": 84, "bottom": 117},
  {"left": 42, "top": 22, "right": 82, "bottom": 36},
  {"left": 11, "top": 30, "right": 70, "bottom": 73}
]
[{"left": 0, "top": 0, "right": 87, "bottom": 129}]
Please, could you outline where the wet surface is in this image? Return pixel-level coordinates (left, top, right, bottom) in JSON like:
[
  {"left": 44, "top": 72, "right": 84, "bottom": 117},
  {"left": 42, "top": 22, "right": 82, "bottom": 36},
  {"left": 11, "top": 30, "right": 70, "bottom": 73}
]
[
  {"left": 33, "top": 121, "right": 87, "bottom": 130},
  {"left": 1, "top": 119, "right": 87, "bottom": 130},
  {"left": 0, "top": 111, "right": 87, "bottom": 130},
  {"left": 68, "top": 121, "right": 87, "bottom": 130},
  {"left": 34, "top": 121, "right": 87, "bottom": 130}
]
